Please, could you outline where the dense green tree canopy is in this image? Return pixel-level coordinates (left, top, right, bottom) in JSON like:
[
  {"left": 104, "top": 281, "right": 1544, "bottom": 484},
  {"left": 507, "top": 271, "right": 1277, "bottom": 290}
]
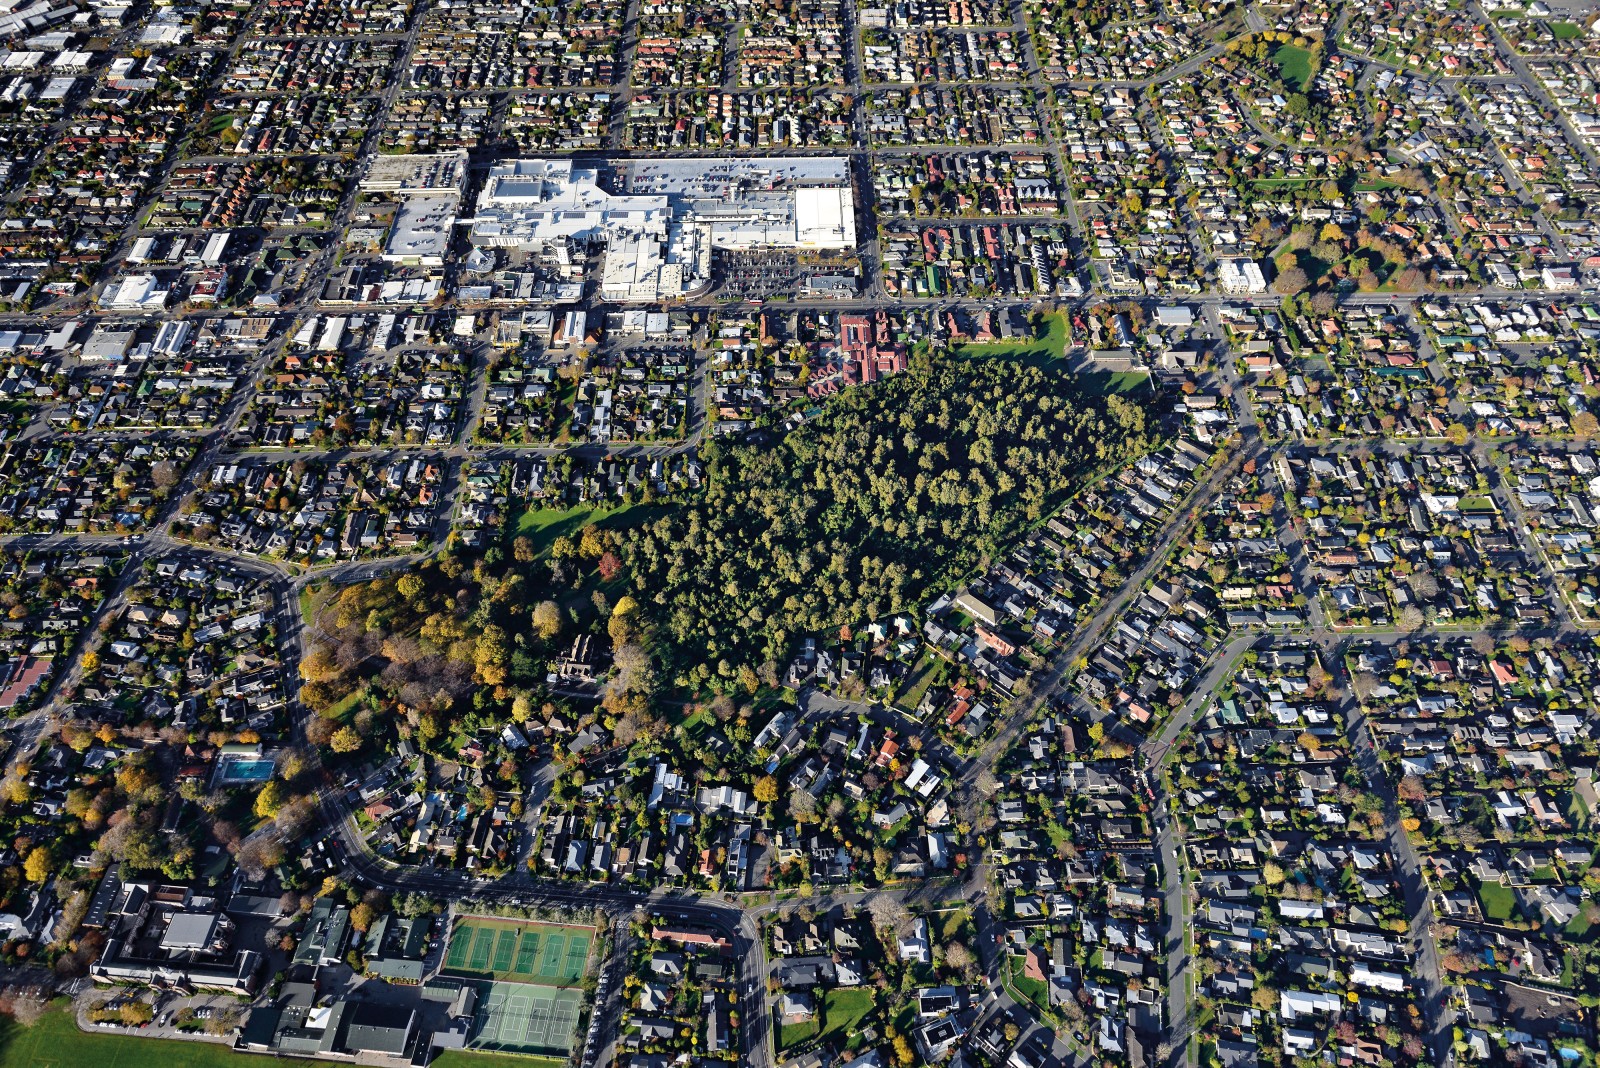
[{"left": 626, "top": 355, "right": 1154, "bottom": 673}]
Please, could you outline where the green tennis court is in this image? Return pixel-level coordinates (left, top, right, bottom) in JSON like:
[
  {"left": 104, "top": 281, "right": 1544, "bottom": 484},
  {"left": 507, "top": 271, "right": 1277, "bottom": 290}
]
[
  {"left": 445, "top": 931, "right": 471, "bottom": 971},
  {"left": 493, "top": 928, "right": 517, "bottom": 972},
  {"left": 440, "top": 916, "right": 596, "bottom": 1059},
  {"left": 564, "top": 933, "right": 588, "bottom": 978},
  {"left": 536, "top": 931, "right": 565, "bottom": 978},
  {"left": 514, "top": 930, "right": 539, "bottom": 974},
  {"left": 469, "top": 924, "right": 495, "bottom": 970},
  {"left": 442, "top": 916, "right": 595, "bottom": 987}
]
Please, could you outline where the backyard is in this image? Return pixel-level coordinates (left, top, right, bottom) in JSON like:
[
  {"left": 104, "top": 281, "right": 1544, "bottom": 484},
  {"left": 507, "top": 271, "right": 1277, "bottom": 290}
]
[
  {"left": 1005, "top": 954, "right": 1051, "bottom": 1013},
  {"left": 1477, "top": 879, "right": 1518, "bottom": 924},
  {"left": 776, "top": 1016, "right": 820, "bottom": 1051},
  {"left": 776, "top": 987, "right": 877, "bottom": 1054},
  {"left": 818, "top": 988, "right": 876, "bottom": 1045}
]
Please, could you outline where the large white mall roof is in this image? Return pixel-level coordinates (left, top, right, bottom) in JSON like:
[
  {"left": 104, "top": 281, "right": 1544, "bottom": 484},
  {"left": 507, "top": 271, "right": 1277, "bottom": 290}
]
[
  {"left": 795, "top": 185, "right": 856, "bottom": 249},
  {"left": 470, "top": 156, "right": 854, "bottom": 253}
]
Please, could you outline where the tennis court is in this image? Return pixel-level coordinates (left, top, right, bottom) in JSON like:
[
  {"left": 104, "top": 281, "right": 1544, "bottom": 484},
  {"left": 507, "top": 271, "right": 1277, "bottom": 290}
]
[
  {"left": 442, "top": 916, "right": 595, "bottom": 987},
  {"left": 468, "top": 979, "right": 585, "bottom": 1056},
  {"left": 493, "top": 928, "right": 517, "bottom": 973},
  {"left": 440, "top": 915, "right": 595, "bottom": 1058}
]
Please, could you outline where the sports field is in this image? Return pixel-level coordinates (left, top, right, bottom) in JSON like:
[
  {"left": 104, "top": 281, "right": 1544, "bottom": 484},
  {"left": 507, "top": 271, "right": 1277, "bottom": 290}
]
[
  {"left": 0, "top": 1004, "right": 344, "bottom": 1068},
  {"left": 442, "top": 917, "right": 594, "bottom": 986}
]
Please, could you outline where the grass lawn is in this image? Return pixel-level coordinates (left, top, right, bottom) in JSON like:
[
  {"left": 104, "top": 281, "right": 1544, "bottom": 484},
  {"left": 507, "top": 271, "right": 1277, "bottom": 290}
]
[
  {"left": 817, "top": 988, "right": 876, "bottom": 1045},
  {"left": 512, "top": 504, "right": 602, "bottom": 557},
  {"left": 510, "top": 502, "right": 659, "bottom": 559},
  {"left": 435, "top": 1054, "right": 566, "bottom": 1068},
  {"left": 1477, "top": 880, "right": 1518, "bottom": 923},
  {"left": 1551, "top": 20, "right": 1582, "bottom": 39},
  {"left": 953, "top": 311, "right": 1069, "bottom": 367},
  {"left": 776, "top": 1017, "right": 820, "bottom": 1051},
  {"left": 1273, "top": 42, "right": 1315, "bottom": 91},
  {"left": 298, "top": 585, "right": 319, "bottom": 627},
  {"left": 892, "top": 652, "right": 941, "bottom": 716},
  {"left": 1078, "top": 369, "right": 1151, "bottom": 397},
  {"left": 1005, "top": 955, "right": 1051, "bottom": 1013},
  {"left": 0, "top": 1004, "right": 329, "bottom": 1068},
  {"left": 323, "top": 687, "right": 364, "bottom": 725},
  {"left": 1567, "top": 789, "right": 1591, "bottom": 826},
  {"left": 674, "top": 708, "right": 714, "bottom": 744}
]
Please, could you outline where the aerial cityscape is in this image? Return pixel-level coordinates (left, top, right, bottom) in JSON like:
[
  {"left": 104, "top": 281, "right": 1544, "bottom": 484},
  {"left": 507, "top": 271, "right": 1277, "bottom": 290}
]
[{"left": 0, "top": 0, "right": 1595, "bottom": 1067}]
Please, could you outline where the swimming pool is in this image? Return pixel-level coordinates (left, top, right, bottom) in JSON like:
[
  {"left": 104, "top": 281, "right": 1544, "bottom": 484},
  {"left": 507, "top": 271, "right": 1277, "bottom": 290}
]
[{"left": 218, "top": 756, "right": 275, "bottom": 783}]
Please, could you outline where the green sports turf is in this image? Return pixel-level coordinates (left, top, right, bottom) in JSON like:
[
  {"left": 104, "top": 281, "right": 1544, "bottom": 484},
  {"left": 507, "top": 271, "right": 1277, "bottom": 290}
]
[
  {"left": 434, "top": 1053, "right": 564, "bottom": 1068},
  {"left": 0, "top": 1004, "right": 347, "bottom": 1068}
]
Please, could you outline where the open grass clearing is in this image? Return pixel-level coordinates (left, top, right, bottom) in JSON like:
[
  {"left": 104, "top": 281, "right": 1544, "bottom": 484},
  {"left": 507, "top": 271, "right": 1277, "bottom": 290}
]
[{"left": 1273, "top": 42, "right": 1315, "bottom": 91}]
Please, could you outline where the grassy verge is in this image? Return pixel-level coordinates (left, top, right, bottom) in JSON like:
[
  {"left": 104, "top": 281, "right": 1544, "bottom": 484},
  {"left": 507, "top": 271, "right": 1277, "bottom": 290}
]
[
  {"left": 434, "top": 1053, "right": 567, "bottom": 1068},
  {"left": 298, "top": 585, "right": 320, "bottom": 628}
]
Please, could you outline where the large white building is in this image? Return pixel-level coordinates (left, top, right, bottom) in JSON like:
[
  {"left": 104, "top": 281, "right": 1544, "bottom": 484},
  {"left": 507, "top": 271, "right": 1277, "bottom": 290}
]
[
  {"left": 100, "top": 273, "right": 169, "bottom": 311},
  {"left": 1218, "top": 258, "right": 1267, "bottom": 295},
  {"left": 361, "top": 150, "right": 470, "bottom": 267},
  {"left": 470, "top": 157, "right": 857, "bottom": 302}
]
